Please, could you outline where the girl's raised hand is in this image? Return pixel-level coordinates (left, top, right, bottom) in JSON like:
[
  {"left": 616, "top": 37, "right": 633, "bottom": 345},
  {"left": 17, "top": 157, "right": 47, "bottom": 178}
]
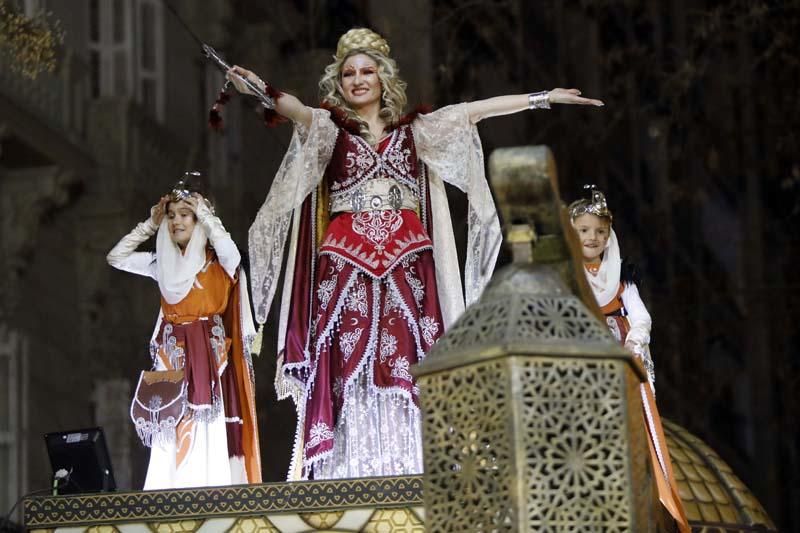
[
  {"left": 186, "top": 193, "right": 215, "bottom": 217},
  {"left": 183, "top": 194, "right": 202, "bottom": 213},
  {"left": 150, "top": 195, "right": 169, "bottom": 226}
]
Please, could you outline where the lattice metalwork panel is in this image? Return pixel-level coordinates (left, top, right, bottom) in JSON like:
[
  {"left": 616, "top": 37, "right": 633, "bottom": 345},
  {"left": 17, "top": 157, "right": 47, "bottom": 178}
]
[
  {"left": 431, "top": 294, "right": 612, "bottom": 357},
  {"left": 520, "top": 358, "right": 642, "bottom": 531},
  {"left": 516, "top": 297, "right": 610, "bottom": 342},
  {"left": 429, "top": 298, "right": 510, "bottom": 353},
  {"left": 419, "top": 354, "right": 648, "bottom": 532},
  {"left": 419, "top": 359, "right": 515, "bottom": 532}
]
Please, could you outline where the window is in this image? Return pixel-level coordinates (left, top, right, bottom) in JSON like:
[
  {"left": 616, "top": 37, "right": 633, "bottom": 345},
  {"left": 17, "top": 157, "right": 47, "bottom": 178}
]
[
  {"left": 88, "top": 0, "right": 132, "bottom": 99},
  {"left": 136, "top": 0, "right": 163, "bottom": 120},
  {"left": 112, "top": 0, "right": 125, "bottom": 43},
  {"left": 89, "top": 0, "right": 99, "bottom": 42},
  {"left": 87, "top": 0, "right": 164, "bottom": 121}
]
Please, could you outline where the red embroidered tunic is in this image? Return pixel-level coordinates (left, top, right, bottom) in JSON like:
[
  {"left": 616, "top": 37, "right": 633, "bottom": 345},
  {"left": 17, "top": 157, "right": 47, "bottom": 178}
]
[{"left": 320, "top": 125, "right": 432, "bottom": 277}]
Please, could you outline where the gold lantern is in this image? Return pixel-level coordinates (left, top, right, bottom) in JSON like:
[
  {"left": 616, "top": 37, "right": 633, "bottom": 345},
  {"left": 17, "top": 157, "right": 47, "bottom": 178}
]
[{"left": 414, "top": 146, "right": 655, "bottom": 532}]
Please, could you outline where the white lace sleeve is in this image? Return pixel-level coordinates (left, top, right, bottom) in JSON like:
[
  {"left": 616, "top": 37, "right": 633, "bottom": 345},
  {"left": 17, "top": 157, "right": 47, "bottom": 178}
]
[
  {"left": 248, "top": 108, "right": 338, "bottom": 324},
  {"left": 412, "top": 104, "right": 501, "bottom": 305}
]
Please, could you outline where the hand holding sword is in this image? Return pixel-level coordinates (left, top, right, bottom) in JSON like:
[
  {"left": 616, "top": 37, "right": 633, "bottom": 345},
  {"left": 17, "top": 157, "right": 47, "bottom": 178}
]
[{"left": 202, "top": 44, "right": 275, "bottom": 109}]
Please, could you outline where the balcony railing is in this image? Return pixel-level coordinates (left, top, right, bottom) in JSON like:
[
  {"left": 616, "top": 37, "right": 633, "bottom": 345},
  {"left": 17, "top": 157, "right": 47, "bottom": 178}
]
[{"left": 0, "top": 48, "right": 89, "bottom": 143}]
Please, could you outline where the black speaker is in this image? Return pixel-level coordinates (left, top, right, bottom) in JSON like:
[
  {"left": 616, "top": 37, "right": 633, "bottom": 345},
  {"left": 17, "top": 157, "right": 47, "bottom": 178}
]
[{"left": 44, "top": 427, "right": 116, "bottom": 494}]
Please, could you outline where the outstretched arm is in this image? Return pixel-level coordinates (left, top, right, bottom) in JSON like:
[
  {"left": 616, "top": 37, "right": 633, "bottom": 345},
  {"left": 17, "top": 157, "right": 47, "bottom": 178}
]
[
  {"left": 466, "top": 89, "right": 603, "bottom": 123},
  {"left": 227, "top": 66, "right": 313, "bottom": 129}
]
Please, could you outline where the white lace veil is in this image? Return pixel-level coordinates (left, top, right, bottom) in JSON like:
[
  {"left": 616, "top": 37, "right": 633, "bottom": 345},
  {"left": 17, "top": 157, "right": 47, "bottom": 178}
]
[{"left": 584, "top": 228, "right": 621, "bottom": 307}]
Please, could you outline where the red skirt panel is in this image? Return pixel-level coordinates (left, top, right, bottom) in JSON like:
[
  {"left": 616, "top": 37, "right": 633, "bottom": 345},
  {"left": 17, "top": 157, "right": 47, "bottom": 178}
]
[{"left": 302, "top": 246, "right": 443, "bottom": 465}]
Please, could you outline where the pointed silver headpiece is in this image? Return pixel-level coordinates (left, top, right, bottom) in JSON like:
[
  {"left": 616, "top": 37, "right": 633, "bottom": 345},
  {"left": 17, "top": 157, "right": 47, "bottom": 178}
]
[
  {"left": 169, "top": 171, "right": 201, "bottom": 203},
  {"left": 568, "top": 184, "right": 613, "bottom": 222}
]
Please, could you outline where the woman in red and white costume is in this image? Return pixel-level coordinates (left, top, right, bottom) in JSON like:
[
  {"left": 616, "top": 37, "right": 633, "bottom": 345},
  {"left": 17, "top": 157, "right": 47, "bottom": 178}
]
[{"left": 230, "top": 28, "right": 603, "bottom": 480}]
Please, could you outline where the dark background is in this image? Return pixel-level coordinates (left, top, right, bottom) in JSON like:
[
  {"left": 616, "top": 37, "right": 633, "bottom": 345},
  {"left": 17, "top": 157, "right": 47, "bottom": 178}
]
[{"left": 0, "top": 0, "right": 797, "bottom": 530}]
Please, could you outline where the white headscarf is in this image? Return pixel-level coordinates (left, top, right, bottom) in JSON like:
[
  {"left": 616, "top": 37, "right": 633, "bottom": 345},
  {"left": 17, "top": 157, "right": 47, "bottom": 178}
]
[
  {"left": 585, "top": 228, "right": 622, "bottom": 307},
  {"left": 156, "top": 219, "right": 208, "bottom": 304}
]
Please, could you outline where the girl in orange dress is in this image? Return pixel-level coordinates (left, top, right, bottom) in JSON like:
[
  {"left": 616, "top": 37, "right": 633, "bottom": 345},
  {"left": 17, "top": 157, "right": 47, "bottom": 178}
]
[
  {"left": 570, "top": 186, "right": 689, "bottom": 533},
  {"left": 107, "top": 179, "right": 261, "bottom": 489}
]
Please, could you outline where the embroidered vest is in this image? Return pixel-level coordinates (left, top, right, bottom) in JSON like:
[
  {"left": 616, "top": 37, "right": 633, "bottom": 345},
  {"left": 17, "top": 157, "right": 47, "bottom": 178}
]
[
  {"left": 326, "top": 125, "right": 420, "bottom": 204},
  {"left": 319, "top": 125, "right": 432, "bottom": 278}
]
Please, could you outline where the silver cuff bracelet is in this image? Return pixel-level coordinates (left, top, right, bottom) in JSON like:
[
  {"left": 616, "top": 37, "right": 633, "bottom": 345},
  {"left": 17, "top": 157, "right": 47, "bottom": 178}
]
[{"left": 528, "top": 91, "right": 551, "bottom": 110}]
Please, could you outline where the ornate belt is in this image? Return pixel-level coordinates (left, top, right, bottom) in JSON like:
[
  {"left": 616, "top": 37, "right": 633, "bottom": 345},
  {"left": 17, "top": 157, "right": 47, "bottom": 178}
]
[{"left": 330, "top": 178, "right": 418, "bottom": 213}]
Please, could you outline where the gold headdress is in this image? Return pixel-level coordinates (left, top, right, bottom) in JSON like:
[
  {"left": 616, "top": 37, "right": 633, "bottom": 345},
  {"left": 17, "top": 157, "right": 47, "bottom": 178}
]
[
  {"left": 568, "top": 184, "right": 613, "bottom": 222},
  {"left": 335, "top": 28, "right": 391, "bottom": 60}
]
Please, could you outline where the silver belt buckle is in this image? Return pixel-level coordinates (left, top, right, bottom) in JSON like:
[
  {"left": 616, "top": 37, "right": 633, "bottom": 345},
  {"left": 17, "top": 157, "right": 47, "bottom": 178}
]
[
  {"left": 349, "top": 183, "right": 404, "bottom": 212},
  {"left": 350, "top": 189, "right": 365, "bottom": 212},
  {"left": 388, "top": 185, "right": 402, "bottom": 210}
]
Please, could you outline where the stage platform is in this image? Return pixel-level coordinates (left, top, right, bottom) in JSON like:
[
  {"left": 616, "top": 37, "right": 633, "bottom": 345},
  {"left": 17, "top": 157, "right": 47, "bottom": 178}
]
[
  {"left": 22, "top": 421, "right": 778, "bottom": 532},
  {"left": 24, "top": 476, "right": 425, "bottom": 532}
]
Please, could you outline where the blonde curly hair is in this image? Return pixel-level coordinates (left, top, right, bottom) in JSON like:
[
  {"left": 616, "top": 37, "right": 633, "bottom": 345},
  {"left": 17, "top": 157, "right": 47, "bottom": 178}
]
[{"left": 319, "top": 28, "right": 407, "bottom": 144}]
